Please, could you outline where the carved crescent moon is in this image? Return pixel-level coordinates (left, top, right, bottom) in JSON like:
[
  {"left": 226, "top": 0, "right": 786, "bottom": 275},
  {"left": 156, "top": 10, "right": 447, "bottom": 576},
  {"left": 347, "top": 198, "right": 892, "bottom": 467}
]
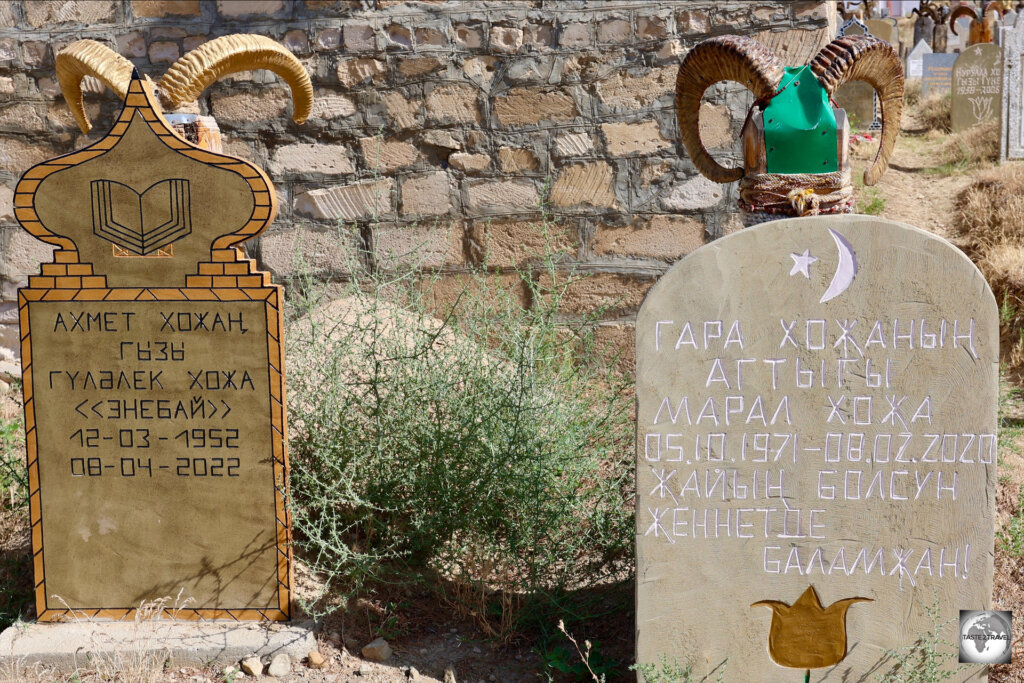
[{"left": 820, "top": 229, "right": 858, "bottom": 303}]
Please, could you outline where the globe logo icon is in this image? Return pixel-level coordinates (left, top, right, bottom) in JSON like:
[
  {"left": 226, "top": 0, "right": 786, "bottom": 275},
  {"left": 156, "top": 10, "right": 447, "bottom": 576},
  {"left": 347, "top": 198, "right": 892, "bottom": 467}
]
[{"left": 959, "top": 610, "right": 1012, "bottom": 664}]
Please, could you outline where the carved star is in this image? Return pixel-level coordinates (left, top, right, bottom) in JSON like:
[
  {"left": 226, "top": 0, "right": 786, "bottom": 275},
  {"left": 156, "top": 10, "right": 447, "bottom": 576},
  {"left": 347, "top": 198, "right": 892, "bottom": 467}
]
[{"left": 789, "top": 249, "right": 817, "bottom": 278}]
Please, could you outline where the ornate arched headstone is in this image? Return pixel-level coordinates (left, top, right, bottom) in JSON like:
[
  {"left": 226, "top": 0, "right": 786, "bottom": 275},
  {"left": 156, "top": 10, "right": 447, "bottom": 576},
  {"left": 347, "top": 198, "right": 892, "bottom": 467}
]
[
  {"left": 14, "top": 73, "right": 292, "bottom": 621},
  {"left": 635, "top": 215, "right": 996, "bottom": 681}
]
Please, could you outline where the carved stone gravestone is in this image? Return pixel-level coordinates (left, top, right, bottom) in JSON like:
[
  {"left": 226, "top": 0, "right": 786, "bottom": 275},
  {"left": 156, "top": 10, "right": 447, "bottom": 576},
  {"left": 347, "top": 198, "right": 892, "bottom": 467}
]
[
  {"left": 14, "top": 74, "right": 292, "bottom": 620},
  {"left": 922, "top": 52, "right": 958, "bottom": 96},
  {"left": 1002, "top": 13, "right": 1024, "bottom": 159},
  {"left": 906, "top": 39, "right": 932, "bottom": 79},
  {"left": 947, "top": 16, "right": 971, "bottom": 52},
  {"left": 913, "top": 12, "right": 935, "bottom": 48},
  {"left": 933, "top": 21, "right": 948, "bottom": 54},
  {"left": 834, "top": 20, "right": 880, "bottom": 130},
  {"left": 951, "top": 42, "right": 1003, "bottom": 132},
  {"left": 866, "top": 18, "right": 899, "bottom": 49},
  {"left": 635, "top": 215, "right": 996, "bottom": 682}
]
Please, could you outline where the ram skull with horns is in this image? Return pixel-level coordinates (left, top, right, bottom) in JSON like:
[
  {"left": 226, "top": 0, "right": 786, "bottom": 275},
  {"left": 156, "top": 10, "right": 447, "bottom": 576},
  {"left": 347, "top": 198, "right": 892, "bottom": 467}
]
[
  {"left": 950, "top": 1, "right": 1006, "bottom": 45},
  {"left": 676, "top": 34, "right": 903, "bottom": 225},
  {"left": 55, "top": 34, "right": 313, "bottom": 142}
]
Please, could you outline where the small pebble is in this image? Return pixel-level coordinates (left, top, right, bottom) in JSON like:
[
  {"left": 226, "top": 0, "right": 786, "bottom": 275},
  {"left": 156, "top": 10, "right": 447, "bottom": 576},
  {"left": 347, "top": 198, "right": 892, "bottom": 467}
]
[
  {"left": 444, "top": 666, "right": 457, "bottom": 683},
  {"left": 358, "top": 663, "right": 373, "bottom": 676},
  {"left": 308, "top": 650, "right": 327, "bottom": 669}
]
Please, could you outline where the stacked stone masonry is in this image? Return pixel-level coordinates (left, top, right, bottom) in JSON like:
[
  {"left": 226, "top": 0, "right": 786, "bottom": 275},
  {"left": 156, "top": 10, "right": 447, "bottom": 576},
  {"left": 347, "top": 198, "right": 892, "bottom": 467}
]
[{"left": 0, "top": 0, "right": 834, "bottom": 369}]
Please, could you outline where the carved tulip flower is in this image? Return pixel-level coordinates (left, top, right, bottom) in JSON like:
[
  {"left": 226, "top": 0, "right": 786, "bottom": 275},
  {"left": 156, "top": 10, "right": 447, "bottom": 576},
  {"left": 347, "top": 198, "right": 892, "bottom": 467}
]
[{"left": 752, "top": 586, "right": 872, "bottom": 669}]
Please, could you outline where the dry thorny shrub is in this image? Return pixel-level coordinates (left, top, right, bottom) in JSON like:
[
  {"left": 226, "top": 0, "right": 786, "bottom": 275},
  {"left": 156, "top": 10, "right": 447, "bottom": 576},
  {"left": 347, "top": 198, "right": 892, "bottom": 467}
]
[
  {"left": 952, "top": 164, "right": 1024, "bottom": 381},
  {"left": 286, "top": 226, "right": 635, "bottom": 640}
]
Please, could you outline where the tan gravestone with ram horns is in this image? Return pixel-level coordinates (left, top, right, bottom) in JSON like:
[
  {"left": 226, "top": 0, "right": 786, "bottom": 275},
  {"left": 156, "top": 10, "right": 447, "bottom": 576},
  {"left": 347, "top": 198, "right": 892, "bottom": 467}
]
[
  {"left": 14, "top": 35, "right": 310, "bottom": 621},
  {"left": 635, "top": 214, "right": 997, "bottom": 682}
]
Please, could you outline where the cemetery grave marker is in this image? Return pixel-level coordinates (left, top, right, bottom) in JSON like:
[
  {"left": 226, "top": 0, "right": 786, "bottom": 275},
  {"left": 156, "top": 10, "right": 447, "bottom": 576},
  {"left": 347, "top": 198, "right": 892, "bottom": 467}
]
[
  {"left": 835, "top": 19, "right": 881, "bottom": 130},
  {"left": 1002, "top": 10, "right": 1024, "bottom": 159},
  {"left": 635, "top": 214, "right": 997, "bottom": 682},
  {"left": 911, "top": 2, "right": 939, "bottom": 49},
  {"left": 906, "top": 39, "right": 932, "bottom": 79},
  {"left": 922, "top": 52, "right": 958, "bottom": 95},
  {"left": 865, "top": 18, "right": 899, "bottom": 49},
  {"left": 951, "top": 42, "right": 1003, "bottom": 132},
  {"left": 14, "top": 36, "right": 311, "bottom": 621},
  {"left": 947, "top": 16, "right": 972, "bottom": 52}
]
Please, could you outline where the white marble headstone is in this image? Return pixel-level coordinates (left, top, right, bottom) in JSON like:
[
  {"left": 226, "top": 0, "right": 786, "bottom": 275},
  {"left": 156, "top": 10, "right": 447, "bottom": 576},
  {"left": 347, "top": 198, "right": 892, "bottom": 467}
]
[{"left": 907, "top": 39, "right": 932, "bottom": 79}]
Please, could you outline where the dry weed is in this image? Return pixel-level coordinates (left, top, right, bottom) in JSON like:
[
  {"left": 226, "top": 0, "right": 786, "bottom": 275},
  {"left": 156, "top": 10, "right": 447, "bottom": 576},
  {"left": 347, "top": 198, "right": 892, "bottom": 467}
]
[
  {"left": 914, "top": 91, "right": 951, "bottom": 132},
  {"left": 903, "top": 77, "right": 921, "bottom": 108},
  {"left": 0, "top": 656, "right": 59, "bottom": 683},
  {"left": 939, "top": 118, "right": 1000, "bottom": 167},
  {"left": 952, "top": 165, "right": 1024, "bottom": 381},
  {"left": 53, "top": 591, "right": 193, "bottom": 683}
]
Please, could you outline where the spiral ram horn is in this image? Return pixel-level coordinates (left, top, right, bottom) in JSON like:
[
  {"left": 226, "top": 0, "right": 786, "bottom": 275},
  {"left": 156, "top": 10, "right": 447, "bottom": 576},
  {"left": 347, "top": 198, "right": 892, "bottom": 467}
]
[
  {"left": 675, "top": 33, "right": 904, "bottom": 187},
  {"left": 56, "top": 35, "right": 313, "bottom": 134}
]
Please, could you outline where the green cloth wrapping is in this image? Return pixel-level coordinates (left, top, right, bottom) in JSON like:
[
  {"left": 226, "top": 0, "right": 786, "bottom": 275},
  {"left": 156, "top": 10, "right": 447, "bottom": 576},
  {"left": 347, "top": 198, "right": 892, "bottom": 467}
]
[{"left": 763, "top": 65, "right": 838, "bottom": 174}]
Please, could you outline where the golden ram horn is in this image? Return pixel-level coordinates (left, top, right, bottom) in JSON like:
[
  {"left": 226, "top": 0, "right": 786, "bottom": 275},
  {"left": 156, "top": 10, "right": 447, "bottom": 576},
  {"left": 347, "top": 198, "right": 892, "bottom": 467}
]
[
  {"left": 55, "top": 40, "right": 135, "bottom": 133},
  {"left": 158, "top": 34, "right": 312, "bottom": 124},
  {"left": 984, "top": 1, "right": 1007, "bottom": 17},
  {"left": 809, "top": 34, "right": 904, "bottom": 186},
  {"left": 675, "top": 35, "right": 784, "bottom": 183},
  {"left": 949, "top": 4, "right": 978, "bottom": 33}
]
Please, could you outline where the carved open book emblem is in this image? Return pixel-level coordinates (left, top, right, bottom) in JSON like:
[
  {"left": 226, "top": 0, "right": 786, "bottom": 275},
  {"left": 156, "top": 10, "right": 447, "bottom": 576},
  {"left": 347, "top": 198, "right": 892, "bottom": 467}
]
[{"left": 91, "top": 178, "right": 192, "bottom": 255}]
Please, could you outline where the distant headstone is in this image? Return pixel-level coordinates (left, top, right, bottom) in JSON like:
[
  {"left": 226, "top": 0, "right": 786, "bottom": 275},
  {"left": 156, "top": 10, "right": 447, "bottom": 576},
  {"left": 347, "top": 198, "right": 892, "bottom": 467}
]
[
  {"left": 835, "top": 18, "right": 880, "bottom": 130},
  {"left": 866, "top": 18, "right": 899, "bottom": 47},
  {"left": 947, "top": 17, "right": 971, "bottom": 52},
  {"left": 951, "top": 42, "right": 1003, "bottom": 131},
  {"left": 913, "top": 13, "right": 936, "bottom": 49},
  {"left": 1003, "top": 13, "right": 1024, "bottom": 159},
  {"left": 13, "top": 76, "right": 292, "bottom": 620},
  {"left": 933, "top": 22, "right": 949, "bottom": 53},
  {"left": 906, "top": 39, "right": 932, "bottom": 78},
  {"left": 922, "top": 52, "right": 958, "bottom": 95},
  {"left": 635, "top": 215, "right": 996, "bottom": 682}
]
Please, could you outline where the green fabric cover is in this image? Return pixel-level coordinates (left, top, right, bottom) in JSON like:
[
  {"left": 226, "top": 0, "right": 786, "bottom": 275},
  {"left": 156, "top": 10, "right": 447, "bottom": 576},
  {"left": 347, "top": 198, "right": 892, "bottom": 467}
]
[{"left": 762, "top": 65, "right": 838, "bottom": 174}]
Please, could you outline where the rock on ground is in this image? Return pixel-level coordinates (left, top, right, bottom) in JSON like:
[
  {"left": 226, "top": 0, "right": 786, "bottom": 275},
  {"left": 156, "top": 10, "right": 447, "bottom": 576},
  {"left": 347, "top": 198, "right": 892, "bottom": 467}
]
[
  {"left": 240, "top": 656, "right": 263, "bottom": 677},
  {"left": 361, "top": 637, "right": 393, "bottom": 662},
  {"left": 266, "top": 653, "right": 291, "bottom": 677}
]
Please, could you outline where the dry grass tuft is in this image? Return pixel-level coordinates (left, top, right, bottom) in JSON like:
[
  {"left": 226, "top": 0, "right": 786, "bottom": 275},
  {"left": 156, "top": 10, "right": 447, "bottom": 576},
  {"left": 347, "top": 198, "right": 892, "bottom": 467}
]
[
  {"left": 903, "top": 77, "right": 922, "bottom": 108},
  {"left": 914, "top": 91, "right": 952, "bottom": 132},
  {"left": 939, "top": 118, "right": 1001, "bottom": 167},
  {"left": 952, "top": 165, "right": 1024, "bottom": 380}
]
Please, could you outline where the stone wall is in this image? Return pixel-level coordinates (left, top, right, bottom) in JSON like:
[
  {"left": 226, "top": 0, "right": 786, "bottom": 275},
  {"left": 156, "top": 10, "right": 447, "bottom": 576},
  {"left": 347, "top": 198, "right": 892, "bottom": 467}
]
[{"left": 0, "top": 0, "right": 835, "bottom": 369}]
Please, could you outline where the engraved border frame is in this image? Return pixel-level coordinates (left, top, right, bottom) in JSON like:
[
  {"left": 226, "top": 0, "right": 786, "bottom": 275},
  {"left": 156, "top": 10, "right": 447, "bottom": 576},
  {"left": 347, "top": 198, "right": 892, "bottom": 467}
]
[{"left": 12, "top": 76, "right": 292, "bottom": 622}]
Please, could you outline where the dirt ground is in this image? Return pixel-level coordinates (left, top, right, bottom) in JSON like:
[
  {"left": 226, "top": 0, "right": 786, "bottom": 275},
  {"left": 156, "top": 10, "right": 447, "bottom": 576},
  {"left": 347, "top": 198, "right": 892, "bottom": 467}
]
[{"left": 3, "top": 110, "right": 1024, "bottom": 682}]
